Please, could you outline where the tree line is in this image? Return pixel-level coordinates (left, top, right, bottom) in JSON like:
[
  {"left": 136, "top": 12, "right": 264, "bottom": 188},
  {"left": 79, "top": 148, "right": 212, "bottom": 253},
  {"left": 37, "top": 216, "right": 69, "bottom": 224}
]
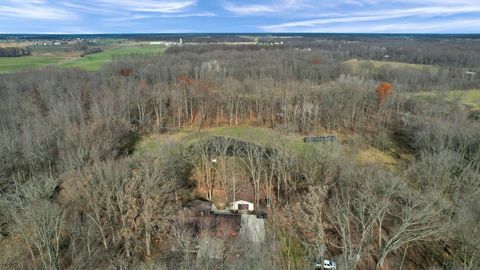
[{"left": 0, "top": 47, "right": 31, "bottom": 57}]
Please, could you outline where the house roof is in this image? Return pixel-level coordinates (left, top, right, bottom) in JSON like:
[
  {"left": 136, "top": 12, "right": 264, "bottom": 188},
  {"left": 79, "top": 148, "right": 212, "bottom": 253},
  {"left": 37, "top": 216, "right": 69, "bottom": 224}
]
[{"left": 231, "top": 200, "right": 253, "bottom": 205}]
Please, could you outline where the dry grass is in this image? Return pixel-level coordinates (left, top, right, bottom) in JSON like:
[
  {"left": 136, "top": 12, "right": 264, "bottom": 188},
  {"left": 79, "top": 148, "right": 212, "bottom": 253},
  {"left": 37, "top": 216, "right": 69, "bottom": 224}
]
[
  {"left": 0, "top": 42, "right": 29, "bottom": 48},
  {"left": 356, "top": 147, "right": 398, "bottom": 171},
  {"left": 0, "top": 234, "right": 29, "bottom": 268},
  {"left": 344, "top": 59, "right": 440, "bottom": 73},
  {"left": 134, "top": 125, "right": 342, "bottom": 159}
]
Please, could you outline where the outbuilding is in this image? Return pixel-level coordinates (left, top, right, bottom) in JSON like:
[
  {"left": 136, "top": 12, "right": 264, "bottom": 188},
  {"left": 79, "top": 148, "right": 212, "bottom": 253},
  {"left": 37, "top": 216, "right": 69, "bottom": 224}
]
[{"left": 230, "top": 200, "right": 254, "bottom": 212}]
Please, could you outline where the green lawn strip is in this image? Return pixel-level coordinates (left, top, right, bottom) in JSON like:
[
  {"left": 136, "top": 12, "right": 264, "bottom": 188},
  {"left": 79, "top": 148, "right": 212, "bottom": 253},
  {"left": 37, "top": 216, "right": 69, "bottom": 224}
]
[
  {"left": 0, "top": 56, "right": 64, "bottom": 73},
  {"left": 409, "top": 90, "right": 480, "bottom": 110},
  {"left": 59, "top": 45, "right": 165, "bottom": 71},
  {"left": 134, "top": 126, "right": 340, "bottom": 158},
  {"left": 446, "top": 90, "right": 480, "bottom": 109}
]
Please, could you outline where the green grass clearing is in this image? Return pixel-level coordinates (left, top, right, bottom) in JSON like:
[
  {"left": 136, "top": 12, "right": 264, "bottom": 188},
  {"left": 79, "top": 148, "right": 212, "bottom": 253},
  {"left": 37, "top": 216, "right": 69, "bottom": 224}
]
[
  {"left": 0, "top": 45, "right": 166, "bottom": 73},
  {"left": 134, "top": 126, "right": 340, "bottom": 158},
  {"left": 59, "top": 45, "right": 165, "bottom": 71},
  {"left": 411, "top": 90, "right": 480, "bottom": 110},
  {"left": 0, "top": 56, "right": 64, "bottom": 73}
]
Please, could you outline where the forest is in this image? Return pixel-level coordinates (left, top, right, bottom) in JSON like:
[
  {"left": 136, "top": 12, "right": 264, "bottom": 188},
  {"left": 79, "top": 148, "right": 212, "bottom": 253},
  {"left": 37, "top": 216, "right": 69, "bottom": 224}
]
[
  {"left": 0, "top": 35, "right": 479, "bottom": 270},
  {"left": 0, "top": 47, "right": 32, "bottom": 57}
]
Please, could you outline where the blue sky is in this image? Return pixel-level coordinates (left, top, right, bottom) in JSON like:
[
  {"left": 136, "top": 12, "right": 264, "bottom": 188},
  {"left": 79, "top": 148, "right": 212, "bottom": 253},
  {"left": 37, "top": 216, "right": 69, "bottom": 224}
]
[{"left": 0, "top": 0, "right": 479, "bottom": 33}]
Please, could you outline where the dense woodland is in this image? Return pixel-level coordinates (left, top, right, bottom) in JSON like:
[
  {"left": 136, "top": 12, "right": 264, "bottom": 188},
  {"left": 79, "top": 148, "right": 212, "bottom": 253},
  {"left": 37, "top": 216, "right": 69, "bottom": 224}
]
[
  {"left": 0, "top": 36, "right": 479, "bottom": 269},
  {"left": 0, "top": 47, "right": 32, "bottom": 57}
]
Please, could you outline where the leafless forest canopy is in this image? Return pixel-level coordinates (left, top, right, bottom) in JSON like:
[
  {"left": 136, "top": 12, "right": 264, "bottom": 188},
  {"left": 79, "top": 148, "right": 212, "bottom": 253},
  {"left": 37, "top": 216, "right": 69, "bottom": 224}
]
[{"left": 0, "top": 35, "right": 480, "bottom": 269}]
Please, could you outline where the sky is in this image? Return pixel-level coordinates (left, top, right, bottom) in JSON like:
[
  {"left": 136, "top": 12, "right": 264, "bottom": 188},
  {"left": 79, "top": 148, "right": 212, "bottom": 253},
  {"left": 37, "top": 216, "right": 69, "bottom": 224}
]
[{"left": 0, "top": 0, "right": 480, "bottom": 34}]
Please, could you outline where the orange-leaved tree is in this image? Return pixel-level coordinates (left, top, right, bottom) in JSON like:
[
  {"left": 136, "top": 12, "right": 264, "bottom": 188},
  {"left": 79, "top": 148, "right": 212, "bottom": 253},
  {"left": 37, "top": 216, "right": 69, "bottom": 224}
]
[{"left": 375, "top": 82, "right": 394, "bottom": 105}]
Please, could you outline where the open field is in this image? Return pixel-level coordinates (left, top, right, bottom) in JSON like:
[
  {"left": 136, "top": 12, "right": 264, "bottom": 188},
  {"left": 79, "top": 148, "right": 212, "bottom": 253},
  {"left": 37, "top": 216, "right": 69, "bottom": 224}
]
[
  {"left": 134, "top": 126, "right": 304, "bottom": 156},
  {"left": 356, "top": 147, "right": 398, "bottom": 171},
  {"left": 0, "top": 56, "right": 64, "bottom": 73},
  {"left": 0, "top": 42, "right": 30, "bottom": 48},
  {"left": 0, "top": 45, "right": 165, "bottom": 73},
  {"left": 59, "top": 45, "right": 165, "bottom": 71},
  {"left": 135, "top": 126, "right": 340, "bottom": 157},
  {"left": 411, "top": 89, "right": 480, "bottom": 109},
  {"left": 344, "top": 59, "right": 440, "bottom": 73}
]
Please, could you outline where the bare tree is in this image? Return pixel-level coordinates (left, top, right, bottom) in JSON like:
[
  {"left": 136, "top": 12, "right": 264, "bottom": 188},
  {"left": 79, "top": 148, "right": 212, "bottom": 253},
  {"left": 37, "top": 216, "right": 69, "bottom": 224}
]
[
  {"left": 295, "top": 143, "right": 339, "bottom": 187},
  {"left": 238, "top": 141, "right": 266, "bottom": 206},
  {"left": 375, "top": 190, "right": 452, "bottom": 269},
  {"left": 210, "top": 137, "right": 235, "bottom": 201},
  {"left": 190, "top": 139, "right": 217, "bottom": 200},
  {"left": 324, "top": 166, "right": 406, "bottom": 270},
  {"left": 3, "top": 176, "right": 65, "bottom": 270},
  {"left": 297, "top": 186, "right": 328, "bottom": 267},
  {"left": 326, "top": 182, "right": 377, "bottom": 269},
  {"left": 452, "top": 195, "right": 480, "bottom": 270}
]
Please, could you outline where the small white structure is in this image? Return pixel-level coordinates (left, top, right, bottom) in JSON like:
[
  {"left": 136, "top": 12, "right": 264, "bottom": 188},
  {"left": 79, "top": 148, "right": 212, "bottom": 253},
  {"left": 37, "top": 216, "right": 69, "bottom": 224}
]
[
  {"left": 315, "top": 259, "right": 337, "bottom": 270},
  {"left": 230, "top": 200, "right": 254, "bottom": 212}
]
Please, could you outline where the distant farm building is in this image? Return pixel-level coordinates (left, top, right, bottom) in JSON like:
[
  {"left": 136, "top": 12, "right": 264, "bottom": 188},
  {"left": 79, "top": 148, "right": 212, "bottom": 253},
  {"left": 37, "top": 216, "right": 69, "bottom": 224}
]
[
  {"left": 303, "top": 135, "right": 336, "bottom": 143},
  {"left": 230, "top": 200, "right": 254, "bottom": 213}
]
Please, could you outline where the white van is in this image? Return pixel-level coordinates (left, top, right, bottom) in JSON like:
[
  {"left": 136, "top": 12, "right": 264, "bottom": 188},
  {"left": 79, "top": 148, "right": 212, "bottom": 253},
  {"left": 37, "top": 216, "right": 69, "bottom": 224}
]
[{"left": 315, "top": 259, "right": 336, "bottom": 269}]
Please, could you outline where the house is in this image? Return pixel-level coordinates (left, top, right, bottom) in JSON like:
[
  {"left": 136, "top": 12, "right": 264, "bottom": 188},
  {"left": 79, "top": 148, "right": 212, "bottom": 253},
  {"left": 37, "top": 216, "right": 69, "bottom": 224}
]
[{"left": 230, "top": 200, "right": 254, "bottom": 213}]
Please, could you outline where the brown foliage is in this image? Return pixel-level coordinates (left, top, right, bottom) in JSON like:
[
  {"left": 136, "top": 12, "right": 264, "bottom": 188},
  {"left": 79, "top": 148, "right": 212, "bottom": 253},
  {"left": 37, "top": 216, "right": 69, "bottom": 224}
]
[
  {"left": 176, "top": 75, "right": 193, "bottom": 86},
  {"left": 118, "top": 68, "right": 133, "bottom": 77},
  {"left": 376, "top": 82, "right": 394, "bottom": 105},
  {"left": 311, "top": 58, "right": 321, "bottom": 65},
  {"left": 177, "top": 76, "right": 215, "bottom": 94}
]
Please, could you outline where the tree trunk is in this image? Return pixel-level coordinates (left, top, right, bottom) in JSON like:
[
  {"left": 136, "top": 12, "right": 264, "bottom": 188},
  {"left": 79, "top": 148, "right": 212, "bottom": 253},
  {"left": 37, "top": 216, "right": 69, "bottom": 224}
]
[
  {"left": 145, "top": 229, "right": 151, "bottom": 257},
  {"left": 376, "top": 254, "right": 387, "bottom": 270}
]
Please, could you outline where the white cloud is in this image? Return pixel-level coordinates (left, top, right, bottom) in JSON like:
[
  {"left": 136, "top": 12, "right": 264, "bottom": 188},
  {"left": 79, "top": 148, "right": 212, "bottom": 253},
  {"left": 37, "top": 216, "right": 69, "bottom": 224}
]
[
  {"left": 160, "top": 12, "right": 217, "bottom": 18},
  {"left": 59, "top": 1, "right": 116, "bottom": 15},
  {"left": 223, "top": 0, "right": 312, "bottom": 15},
  {"left": 0, "top": 1, "right": 74, "bottom": 20},
  {"left": 95, "top": 0, "right": 196, "bottom": 13},
  {"left": 104, "top": 14, "right": 155, "bottom": 22},
  {"left": 275, "top": 18, "right": 480, "bottom": 33},
  {"left": 262, "top": 4, "right": 480, "bottom": 31},
  {"left": 104, "top": 12, "right": 217, "bottom": 23},
  {"left": 223, "top": 3, "right": 275, "bottom": 15}
]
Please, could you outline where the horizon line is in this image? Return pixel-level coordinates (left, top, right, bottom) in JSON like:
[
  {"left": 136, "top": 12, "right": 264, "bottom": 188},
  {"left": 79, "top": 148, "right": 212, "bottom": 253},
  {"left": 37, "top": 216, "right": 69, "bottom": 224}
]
[{"left": 1, "top": 32, "right": 480, "bottom": 36}]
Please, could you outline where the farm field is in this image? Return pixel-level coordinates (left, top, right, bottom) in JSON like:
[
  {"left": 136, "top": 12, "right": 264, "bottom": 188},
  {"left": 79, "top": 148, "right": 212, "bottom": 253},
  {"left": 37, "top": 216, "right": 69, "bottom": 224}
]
[
  {"left": 0, "top": 45, "right": 165, "bottom": 73},
  {"left": 59, "top": 45, "right": 165, "bottom": 71},
  {"left": 0, "top": 56, "right": 63, "bottom": 73}
]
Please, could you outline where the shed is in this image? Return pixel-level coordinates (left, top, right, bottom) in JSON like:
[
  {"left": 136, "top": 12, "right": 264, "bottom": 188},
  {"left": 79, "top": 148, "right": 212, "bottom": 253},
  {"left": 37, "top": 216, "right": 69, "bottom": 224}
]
[
  {"left": 230, "top": 200, "right": 254, "bottom": 212},
  {"left": 303, "top": 135, "right": 336, "bottom": 143}
]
